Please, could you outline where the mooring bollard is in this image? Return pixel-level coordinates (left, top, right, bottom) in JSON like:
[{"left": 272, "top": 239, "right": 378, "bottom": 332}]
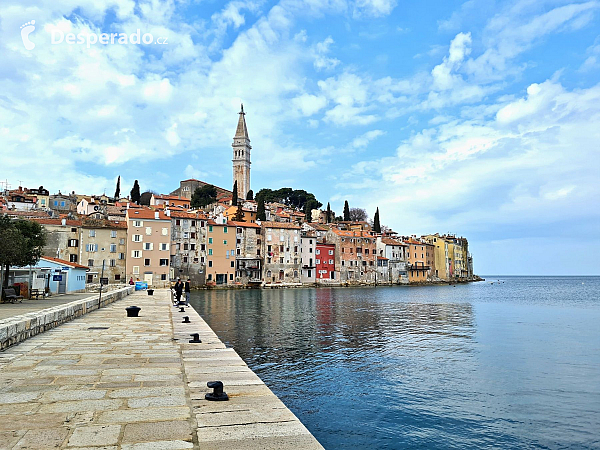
[
  {"left": 179, "top": 307, "right": 186, "bottom": 312},
  {"left": 205, "top": 381, "right": 229, "bottom": 401},
  {"left": 189, "top": 333, "right": 202, "bottom": 343},
  {"left": 182, "top": 316, "right": 190, "bottom": 323},
  {"left": 125, "top": 306, "right": 141, "bottom": 317}
]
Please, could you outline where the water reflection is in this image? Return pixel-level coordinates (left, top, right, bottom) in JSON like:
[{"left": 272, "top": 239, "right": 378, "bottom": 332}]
[{"left": 190, "top": 279, "right": 600, "bottom": 449}]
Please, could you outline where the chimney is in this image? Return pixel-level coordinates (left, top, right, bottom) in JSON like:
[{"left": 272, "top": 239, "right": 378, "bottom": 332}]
[
  {"left": 61, "top": 218, "right": 66, "bottom": 226},
  {"left": 155, "top": 211, "right": 159, "bottom": 219},
  {"left": 166, "top": 210, "right": 171, "bottom": 217}
]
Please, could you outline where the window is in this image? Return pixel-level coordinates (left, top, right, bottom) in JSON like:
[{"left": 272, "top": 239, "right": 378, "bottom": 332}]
[
  {"left": 329, "top": 250, "right": 334, "bottom": 255},
  {"left": 86, "top": 244, "right": 98, "bottom": 252},
  {"left": 160, "top": 243, "right": 169, "bottom": 251},
  {"left": 223, "top": 240, "right": 227, "bottom": 245},
  {"left": 115, "top": 274, "right": 121, "bottom": 281},
  {"left": 229, "top": 273, "right": 233, "bottom": 280},
  {"left": 144, "top": 242, "right": 153, "bottom": 251},
  {"left": 71, "top": 227, "right": 77, "bottom": 232},
  {"left": 132, "top": 250, "right": 141, "bottom": 258},
  {"left": 201, "top": 256, "right": 205, "bottom": 263},
  {"left": 120, "top": 238, "right": 125, "bottom": 245},
  {"left": 160, "top": 259, "right": 168, "bottom": 266},
  {"left": 200, "top": 221, "right": 205, "bottom": 227},
  {"left": 190, "top": 244, "right": 195, "bottom": 250},
  {"left": 134, "top": 220, "right": 142, "bottom": 227},
  {"left": 267, "top": 245, "right": 272, "bottom": 252},
  {"left": 176, "top": 219, "right": 181, "bottom": 226},
  {"left": 89, "top": 230, "right": 95, "bottom": 237},
  {"left": 280, "top": 257, "right": 284, "bottom": 263},
  {"left": 183, "top": 232, "right": 189, "bottom": 239},
  {"left": 133, "top": 266, "right": 139, "bottom": 274},
  {"left": 207, "top": 274, "right": 212, "bottom": 280},
  {"left": 209, "top": 225, "right": 213, "bottom": 232},
  {"left": 69, "top": 254, "right": 78, "bottom": 263},
  {"left": 161, "top": 274, "right": 167, "bottom": 280},
  {"left": 110, "top": 244, "right": 117, "bottom": 253},
  {"left": 61, "top": 201, "right": 65, "bottom": 207},
  {"left": 201, "top": 244, "right": 205, "bottom": 251},
  {"left": 110, "top": 259, "right": 116, "bottom": 267},
  {"left": 162, "top": 227, "right": 168, "bottom": 235},
  {"left": 183, "top": 257, "right": 188, "bottom": 263},
  {"left": 316, "top": 249, "right": 320, "bottom": 255},
  {"left": 191, "top": 220, "right": 196, "bottom": 227},
  {"left": 193, "top": 257, "right": 198, "bottom": 263},
  {"left": 144, "top": 258, "right": 150, "bottom": 266},
  {"left": 146, "top": 227, "right": 152, "bottom": 235},
  {"left": 279, "top": 245, "right": 284, "bottom": 252},
  {"left": 133, "top": 234, "right": 142, "bottom": 242},
  {"left": 294, "top": 246, "right": 298, "bottom": 252},
  {"left": 208, "top": 249, "right": 213, "bottom": 256},
  {"left": 231, "top": 261, "right": 234, "bottom": 268},
  {"left": 68, "top": 239, "right": 78, "bottom": 247},
  {"left": 118, "top": 253, "right": 125, "bottom": 260},
  {"left": 191, "top": 232, "right": 196, "bottom": 238},
  {"left": 208, "top": 237, "right": 213, "bottom": 244},
  {"left": 111, "top": 230, "right": 117, "bottom": 238},
  {"left": 309, "top": 248, "right": 313, "bottom": 253},
  {"left": 183, "top": 243, "right": 189, "bottom": 250},
  {"left": 267, "top": 234, "right": 272, "bottom": 241},
  {"left": 316, "top": 259, "right": 320, "bottom": 264},
  {"left": 88, "top": 259, "right": 94, "bottom": 267},
  {"left": 224, "top": 227, "right": 228, "bottom": 233},
  {"left": 208, "top": 260, "right": 213, "bottom": 267},
  {"left": 329, "top": 259, "right": 334, "bottom": 264}
]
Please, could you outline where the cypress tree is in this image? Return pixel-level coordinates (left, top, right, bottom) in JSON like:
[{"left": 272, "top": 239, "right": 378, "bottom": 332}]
[
  {"left": 246, "top": 189, "right": 254, "bottom": 200},
  {"left": 326, "top": 202, "right": 332, "bottom": 223},
  {"left": 234, "top": 203, "right": 245, "bottom": 222},
  {"left": 232, "top": 180, "right": 238, "bottom": 206},
  {"left": 374, "top": 207, "right": 381, "bottom": 234},
  {"left": 343, "top": 200, "right": 350, "bottom": 221},
  {"left": 130, "top": 180, "right": 141, "bottom": 204},
  {"left": 114, "top": 176, "right": 121, "bottom": 199},
  {"left": 256, "top": 197, "right": 266, "bottom": 221}
]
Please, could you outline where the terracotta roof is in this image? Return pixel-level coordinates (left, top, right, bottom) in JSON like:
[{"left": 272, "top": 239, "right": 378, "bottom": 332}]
[
  {"left": 169, "top": 211, "right": 207, "bottom": 219},
  {"left": 331, "top": 229, "right": 374, "bottom": 238},
  {"left": 230, "top": 221, "right": 260, "bottom": 228},
  {"left": 260, "top": 221, "right": 301, "bottom": 230},
  {"left": 3, "top": 210, "right": 50, "bottom": 218},
  {"left": 32, "top": 218, "right": 82, "bottom": 226},
  {"left": 381, "top": 238, "right": 407, "bottom": 246},
  {"left": 377, "top": 256, "right": 389, "bottom": 260},
  {"left": 82, "top": 219, "right": 127, "bottom": 229},
  {"left": 126, "top": 209, "right": 170, "bottom": 220},
  {"left": 155, "top": 195, "right": 188, "bottom": 201},
  {"left": 40, "top": 256, "right": 89, "bottom": 270}
]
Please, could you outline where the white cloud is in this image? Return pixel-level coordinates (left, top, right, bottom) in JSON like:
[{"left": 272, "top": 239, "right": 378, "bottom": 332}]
[
  {"left": 313, "top": 36, "right": 341, "bottom": 71},
  {"left": 352, "top": 129, "right": 384, "bottom": 148},
  {"left": 353, "top": 0, "right": 397, "bottom": 18},
  {"left": 292, "top": 94, "right": 328, "bottom": 116}
]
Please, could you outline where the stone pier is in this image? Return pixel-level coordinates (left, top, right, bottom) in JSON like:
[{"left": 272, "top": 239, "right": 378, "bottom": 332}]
[{"left": 0, "top": 289, "right": 323, "bottom": 449}]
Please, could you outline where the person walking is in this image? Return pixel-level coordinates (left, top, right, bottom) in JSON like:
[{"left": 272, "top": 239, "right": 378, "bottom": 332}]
[
  {"left": 174, "top": 278, "right": 184, "bottom": 305},
  {"left": 184, "top": 278, "right": 191, "bottom": 306}
]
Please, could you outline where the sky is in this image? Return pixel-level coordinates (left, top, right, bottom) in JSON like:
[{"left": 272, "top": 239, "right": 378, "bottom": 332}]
[{"left": 1, "top": 0, "right": 599, "bottom": 275}]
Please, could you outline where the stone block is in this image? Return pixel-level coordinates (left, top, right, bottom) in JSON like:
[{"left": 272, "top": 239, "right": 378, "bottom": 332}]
[
  {"left": 13, "top": 427, "right": 69, "bottom": 449},
  {"left": 67, "top": 424, "right": 121, "bottom": 447},
  {"left": 122, "top": 420, "right": 192, "bottom": 443}
]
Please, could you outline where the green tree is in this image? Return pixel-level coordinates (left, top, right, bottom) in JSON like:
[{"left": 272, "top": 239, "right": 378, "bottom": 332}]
[
  {"left": 130, "top": 180, "right": 141, "bottom": 204},
  {"left": 234, "top": 203, "right": 245, "bottom": 222},
  {"left": 114, "top": 176, "right": 121, "bottom": 199},
  {"left": 0, "top": 216, "right": 46, "bottom": 289},
  {"left": 373, "top": 207, "right": 381, "bottom": 233},
  {"left": 191, "top": 185, "right": 217, "bottom": 208},
  {"left": 326, "top": 203, "right": 332, "bottom": 223},
  {"left": 246, "top": 189, "right": 254, "bottom": 200},
  {"left": 256, "top": 196, "right": 266, "bottom": 221},
  {"left": 232, "top": 180, "right": 238, "bottom": 206},
  {"left": 343, "top": 200, "right": 350, "bottom": 221}
]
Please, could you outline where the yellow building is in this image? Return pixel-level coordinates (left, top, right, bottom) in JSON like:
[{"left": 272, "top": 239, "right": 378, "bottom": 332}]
[
  {"left": 224, "top": 205, "right": 257, "bottom": 223},
  {"left": 206, "top": 219, "right": 237, "bottom": 285},
  {"left": 423, "top": 234, "right": 450, "bottom": 280}
]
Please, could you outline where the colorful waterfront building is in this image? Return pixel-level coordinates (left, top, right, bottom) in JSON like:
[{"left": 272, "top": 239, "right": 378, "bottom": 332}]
[
  {"left": 316, "top": 243, "right": 336, "bottom": 281},
  {"left": 205, "top": 217, "right": 236, "bottom": 285},
  {"left": 261, "top": 221, "right": 302, "bottom": 284}
]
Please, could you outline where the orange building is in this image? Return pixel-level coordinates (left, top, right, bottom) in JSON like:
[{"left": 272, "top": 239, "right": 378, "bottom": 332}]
[
  {"left": 325, "top": 229, "right": 376, "bottom": 283},
  {"left": 206, "top": 219, "right": 236, "bottom": 285},
  {"left": 404, "top": 238, "right": 435, "bottom": 283}
]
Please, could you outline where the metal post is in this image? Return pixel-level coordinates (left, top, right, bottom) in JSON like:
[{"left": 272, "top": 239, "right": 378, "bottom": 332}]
[{"left": 28, "top": 264, "right": 33, "bottom": 299}]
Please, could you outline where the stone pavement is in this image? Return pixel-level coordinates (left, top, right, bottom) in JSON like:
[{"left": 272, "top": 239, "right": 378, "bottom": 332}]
[{"left": 0, "top": 289, "right": 323, "bottom": 449}]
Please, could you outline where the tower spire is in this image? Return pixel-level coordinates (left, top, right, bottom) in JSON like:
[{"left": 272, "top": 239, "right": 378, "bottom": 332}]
[
  {"left": 232, "top": 104, "right": 251, "bottom": 200},
  {"left": 235, "top": 103, "right": 249, "bottom": 139}
]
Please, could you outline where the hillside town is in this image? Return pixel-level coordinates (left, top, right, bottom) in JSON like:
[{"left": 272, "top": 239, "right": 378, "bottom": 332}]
[{"left": 1, "top": 106, "right": 475, "bottom": 295}]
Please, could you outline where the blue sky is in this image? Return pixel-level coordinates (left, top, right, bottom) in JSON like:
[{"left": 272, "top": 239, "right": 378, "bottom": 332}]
[{"left": 1, "top": 0, "right": 599, "bottom": 275}]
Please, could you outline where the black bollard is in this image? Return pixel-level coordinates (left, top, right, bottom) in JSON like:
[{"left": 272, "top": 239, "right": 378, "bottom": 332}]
[
  {"left": 125, "top": 306, "right": 141, "bottom": 317},
  {"left": 182, "top": 316, "right": 191, "bottom": 323},
  {"left": 189, "top": 333, "right": 202, "bottom": 343},
  {"left": 179, "top": 307, "right": 185, "bottom": 312},
  {"left": 205, "top": 381, "right": 228, "bottom": 401}
]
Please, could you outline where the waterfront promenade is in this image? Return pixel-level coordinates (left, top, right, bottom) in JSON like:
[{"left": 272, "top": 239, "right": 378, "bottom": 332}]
[{"left": 0, "top": 289, "right": 323, "bottom": 449}]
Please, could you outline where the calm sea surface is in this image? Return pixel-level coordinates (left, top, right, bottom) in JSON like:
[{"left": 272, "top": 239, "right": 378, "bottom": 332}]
[{"left": 190, "top": 277, "right": 600, "bottom": 449}]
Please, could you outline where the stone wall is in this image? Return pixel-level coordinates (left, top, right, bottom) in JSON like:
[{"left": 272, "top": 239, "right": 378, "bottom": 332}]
[{"left": 0, "top": 286, "right": 134, "bottom": 350}]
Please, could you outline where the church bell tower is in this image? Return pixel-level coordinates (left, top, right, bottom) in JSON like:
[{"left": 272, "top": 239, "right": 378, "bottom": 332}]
[{"left": 232, "top": 104, "right": 251, "bottom": 200}]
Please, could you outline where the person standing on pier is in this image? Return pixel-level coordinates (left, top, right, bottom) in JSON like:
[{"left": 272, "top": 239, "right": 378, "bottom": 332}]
[
  {"left": 174, "top": 278, "right": 184, "bottom": 305},
  {"left": 184, "top": 279, "right": 191, "bottom": 306}
]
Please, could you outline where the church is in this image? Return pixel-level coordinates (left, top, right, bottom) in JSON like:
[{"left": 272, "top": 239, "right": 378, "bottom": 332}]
[{"left": 172, "top": 105, "right": 251, "bottom": 201}]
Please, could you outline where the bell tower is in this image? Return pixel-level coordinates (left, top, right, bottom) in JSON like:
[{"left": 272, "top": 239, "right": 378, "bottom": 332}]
[{"left": 232, "top": 104, "right": 251, "bottom": 200}]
